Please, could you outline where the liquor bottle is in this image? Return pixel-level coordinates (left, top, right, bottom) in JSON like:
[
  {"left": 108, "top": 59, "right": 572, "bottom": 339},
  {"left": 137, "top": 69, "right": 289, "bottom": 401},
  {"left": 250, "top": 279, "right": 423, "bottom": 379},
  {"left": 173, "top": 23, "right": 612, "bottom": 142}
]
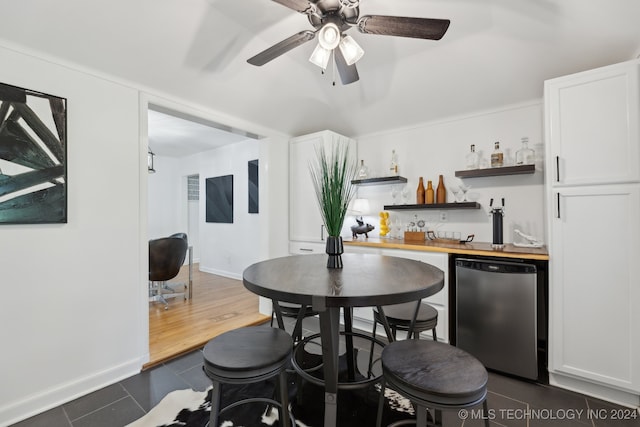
[
  {"left": 426, "top": 180, "right": 434, "bottom": 204},
  {"left": 357, "top": 159, "right": 369, "bottom": 178},
  {"left": 491, "top": 141, "right": 504, "bottom": 168},
  {"left": 436, "top": 175, "right": 446, "bottom": 204},
  {"left": 466, "top": 144, "right": 479, "bottom": 169},
  {"left": 416, "top": 177, "right": 425, "bottom": 204},
  {"left": 515, "top": 137, "right": 535, "bottom": 165},
  {"left": 390, "top": 150, "right": 399, "bottom": 175}
]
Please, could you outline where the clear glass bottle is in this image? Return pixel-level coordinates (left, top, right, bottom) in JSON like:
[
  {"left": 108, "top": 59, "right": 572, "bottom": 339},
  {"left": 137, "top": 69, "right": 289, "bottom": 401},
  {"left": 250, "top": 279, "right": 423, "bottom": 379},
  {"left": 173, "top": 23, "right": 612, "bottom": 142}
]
[
  {"left": 466, "top": 144, "right": 479, "bottom": 169},
  {"left": 357, "top": 159, "right": 369, "bottom": 178},
  {"left": 389, "top": 150, "right": 399, "bottom": 175},
  {"left": 515, "top": 137, "right": 535, "bottom": 165},
  {"left": 491, "top": 141, "right": 504, "bottom": 168}
]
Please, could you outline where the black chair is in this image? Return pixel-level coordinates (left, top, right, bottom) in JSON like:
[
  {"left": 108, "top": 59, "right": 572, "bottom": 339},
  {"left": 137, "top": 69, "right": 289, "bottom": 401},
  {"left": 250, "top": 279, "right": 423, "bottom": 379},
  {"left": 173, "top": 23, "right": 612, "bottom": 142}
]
[
  {"left": 203, "top": 326, "right": 294, "bottom": 427},
  {"left": 368, "top": 301, "right": 438, "bottom": 376},
  {"left": 148, "top": 234, "right": 189, "bottom": 309},
  {"left": 376, "top": 339, "right": 489, "bottom": 427}
]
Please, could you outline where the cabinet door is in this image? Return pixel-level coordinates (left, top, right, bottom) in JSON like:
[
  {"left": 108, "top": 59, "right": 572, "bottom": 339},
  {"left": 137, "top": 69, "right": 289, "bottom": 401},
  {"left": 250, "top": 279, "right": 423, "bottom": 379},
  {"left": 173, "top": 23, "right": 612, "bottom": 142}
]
[
  {"left": 545, "top": 60, "right": 640, "bottom": 186},
  {"left": 289, "top": 131, "right": 356, "bottom": 242},
  {"left": 549, "top": 185, "right": 640, "bottom": 392}
]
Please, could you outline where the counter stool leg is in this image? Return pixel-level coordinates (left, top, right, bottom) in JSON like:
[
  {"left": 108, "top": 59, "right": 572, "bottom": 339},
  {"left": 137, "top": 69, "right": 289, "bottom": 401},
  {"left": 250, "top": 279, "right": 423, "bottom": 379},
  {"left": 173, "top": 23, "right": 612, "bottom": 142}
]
[
  {"left": 368, "top": 319, "right": 378, "bottom": 377},
  {"left": 376, "top": 378, "right": 386, "bottom": 427},
  {"left": 482, "top": 400, "right": 490, "bottom": 427},
  {"left": 344, "top": 308, "right": 356, "bottom": 380},
  {"left": 433, "top": 408, "right": 442, "bottom": 427},
  {"left": 209, "top": 381, "right": 222, "bottom": 427},
  {"left": 277, "top": 369, "right": 291, "bottom": 427}
]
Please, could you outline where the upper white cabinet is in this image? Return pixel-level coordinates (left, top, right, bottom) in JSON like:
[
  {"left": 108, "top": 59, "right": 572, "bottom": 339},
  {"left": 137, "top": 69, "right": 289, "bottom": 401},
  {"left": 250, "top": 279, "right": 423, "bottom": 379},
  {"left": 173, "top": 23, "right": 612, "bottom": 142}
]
[
  {"left": 289, "top": 130, "right": 356, "bottom": 243},
  {"left": 545, "top": 60, "right": 640, "bottom": 186}
]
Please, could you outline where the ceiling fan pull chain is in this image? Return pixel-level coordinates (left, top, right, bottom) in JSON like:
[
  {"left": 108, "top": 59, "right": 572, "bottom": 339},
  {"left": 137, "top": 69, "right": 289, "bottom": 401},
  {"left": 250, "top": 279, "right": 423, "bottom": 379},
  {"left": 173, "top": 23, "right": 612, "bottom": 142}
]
[{"left": 332, "top": 50, "right": 336, "bottom": 86}]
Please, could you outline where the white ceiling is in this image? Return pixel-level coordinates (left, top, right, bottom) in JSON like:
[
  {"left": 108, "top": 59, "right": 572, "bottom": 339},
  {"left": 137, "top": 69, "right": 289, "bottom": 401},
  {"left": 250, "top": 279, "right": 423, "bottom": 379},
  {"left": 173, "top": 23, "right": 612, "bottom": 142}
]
[
  {"left": 2, "top": 0, "right": 640, "bottom": 154},
  {"left": 147, "top": 108, "right": 257, "bottom": 157}
]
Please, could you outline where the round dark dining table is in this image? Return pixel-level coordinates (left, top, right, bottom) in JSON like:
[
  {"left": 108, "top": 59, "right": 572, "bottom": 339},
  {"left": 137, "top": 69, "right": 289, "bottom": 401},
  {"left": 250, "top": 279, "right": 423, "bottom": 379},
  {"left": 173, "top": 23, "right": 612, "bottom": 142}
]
[{"left": 243, "top": 253, "right": 444, "bottom": 427}]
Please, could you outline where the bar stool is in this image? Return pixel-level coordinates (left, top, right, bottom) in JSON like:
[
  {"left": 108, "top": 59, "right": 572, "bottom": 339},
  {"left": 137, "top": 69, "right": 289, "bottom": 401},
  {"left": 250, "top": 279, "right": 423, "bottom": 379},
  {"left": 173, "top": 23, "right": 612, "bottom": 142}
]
[
  {"left": 271, "top": 301, "right": 318, "bottom": 343},
  {"left": 203, "top": 327, "right": 294, "bottom": 427},
  {"left": 374, "top": 302, "right": 438, "bottom": 340},
  {"left": 368, "top": 301, "right": 438, "bottom": 376},
  {"left": 376, "top": 339, "right": 489, "bottom": 427}
]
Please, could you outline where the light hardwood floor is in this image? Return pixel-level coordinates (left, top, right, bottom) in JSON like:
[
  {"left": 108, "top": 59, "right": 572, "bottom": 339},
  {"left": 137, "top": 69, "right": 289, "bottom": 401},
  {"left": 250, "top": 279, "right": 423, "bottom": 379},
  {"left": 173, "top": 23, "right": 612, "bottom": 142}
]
[{"left": 146, "top": 263, "right": 270, "bottom": 369}]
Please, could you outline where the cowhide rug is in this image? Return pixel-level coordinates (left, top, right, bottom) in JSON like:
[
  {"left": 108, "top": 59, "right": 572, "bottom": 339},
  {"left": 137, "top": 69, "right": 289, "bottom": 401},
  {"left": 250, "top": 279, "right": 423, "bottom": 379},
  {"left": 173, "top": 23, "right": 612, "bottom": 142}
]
[{"left": 128, "top": 350, "right": 415, "bottom": 427}]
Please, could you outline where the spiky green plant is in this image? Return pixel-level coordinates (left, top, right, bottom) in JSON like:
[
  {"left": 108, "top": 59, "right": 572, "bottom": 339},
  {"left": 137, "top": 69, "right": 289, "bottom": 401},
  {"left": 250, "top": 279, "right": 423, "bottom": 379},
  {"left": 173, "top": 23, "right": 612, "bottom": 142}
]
[{"left": 309, "top": 140, "right": 357, "bottom": 237}]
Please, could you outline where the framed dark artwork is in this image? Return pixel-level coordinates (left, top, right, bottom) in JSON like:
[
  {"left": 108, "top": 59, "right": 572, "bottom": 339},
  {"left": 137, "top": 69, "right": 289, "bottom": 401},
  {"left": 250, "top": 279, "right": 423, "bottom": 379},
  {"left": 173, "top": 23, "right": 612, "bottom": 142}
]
[
  {"left": 248, "top": 159, "right": 258, "bottom": 214},
  {"left": 205, "top": 175, "right": 233, "bottom": 223},
  {"left": 0, "top": 82, "right": 67, "bottom": 224}
]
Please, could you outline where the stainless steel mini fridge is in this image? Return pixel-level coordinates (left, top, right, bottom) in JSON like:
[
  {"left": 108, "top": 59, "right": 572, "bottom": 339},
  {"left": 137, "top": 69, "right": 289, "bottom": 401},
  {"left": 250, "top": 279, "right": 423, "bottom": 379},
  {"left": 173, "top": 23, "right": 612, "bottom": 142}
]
[{"left": 455, "top": 258, "right": 538, "bottom": 380}]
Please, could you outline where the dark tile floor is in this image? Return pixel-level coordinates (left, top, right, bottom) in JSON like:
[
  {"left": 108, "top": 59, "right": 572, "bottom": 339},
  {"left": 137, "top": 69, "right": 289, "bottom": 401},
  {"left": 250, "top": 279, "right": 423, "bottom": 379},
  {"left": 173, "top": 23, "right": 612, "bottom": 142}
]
[{"left": 11, "top": 316, "right": 640, "bottom": 427}]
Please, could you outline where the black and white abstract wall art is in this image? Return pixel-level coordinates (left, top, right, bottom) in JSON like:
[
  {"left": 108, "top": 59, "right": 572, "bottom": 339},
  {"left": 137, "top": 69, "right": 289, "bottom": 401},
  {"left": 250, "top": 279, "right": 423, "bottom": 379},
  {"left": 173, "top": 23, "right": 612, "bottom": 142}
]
[
  {"left": 0, "top": 82, "right": 67, "bottom": 224},
  {"left": 248, "top": 159, "right": 258, "bottom": 214},
  {"left": 205, "top": 174, "right": 233, "bottom": 223}
]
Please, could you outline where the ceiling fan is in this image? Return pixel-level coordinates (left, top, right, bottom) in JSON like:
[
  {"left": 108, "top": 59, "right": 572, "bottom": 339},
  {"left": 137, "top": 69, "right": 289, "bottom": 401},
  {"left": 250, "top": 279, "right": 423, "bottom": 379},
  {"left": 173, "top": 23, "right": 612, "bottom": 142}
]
[{"left": 247, "top": 0, "right": 450, "bottom": 85}]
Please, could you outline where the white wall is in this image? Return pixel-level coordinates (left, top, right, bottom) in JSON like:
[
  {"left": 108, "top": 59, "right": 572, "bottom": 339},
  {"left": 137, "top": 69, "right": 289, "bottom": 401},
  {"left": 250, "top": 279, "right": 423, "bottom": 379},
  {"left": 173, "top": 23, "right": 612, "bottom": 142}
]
[
  {"left": 0, "top": 45, "right": 144, "bottom": 424},
  {"left": 147, "top": 155, "right": 182, "bottom": 239},
  {"left": 189, "top": 139, "right": 261, "bottom": 279},
  {"left": 354, "top": 101, "right": 545, "bottom": 244},
  {"left": 0, "top": 43, "right": 291, "bottom": 425}
]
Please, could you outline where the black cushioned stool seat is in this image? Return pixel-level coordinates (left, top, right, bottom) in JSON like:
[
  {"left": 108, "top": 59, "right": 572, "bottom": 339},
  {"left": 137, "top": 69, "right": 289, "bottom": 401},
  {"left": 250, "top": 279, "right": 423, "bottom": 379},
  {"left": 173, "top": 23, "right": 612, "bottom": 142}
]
[
  {"left": 203, "top": 326, "right": 293, "bottom": 427},
  {"left": 374, "top": 302, "right": 438, "bottom": 340},
  {"left": 377, "top": 339, "right": 489, "bottom": 427}
]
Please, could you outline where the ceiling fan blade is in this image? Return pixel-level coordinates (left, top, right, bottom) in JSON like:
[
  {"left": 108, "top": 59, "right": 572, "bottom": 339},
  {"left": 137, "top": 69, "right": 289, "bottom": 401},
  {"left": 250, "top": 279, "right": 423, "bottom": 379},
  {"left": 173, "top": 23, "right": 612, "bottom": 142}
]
[
  {"left": 334, "top": 48, "right": 359, "bottom": 85},
  {"left": 271, "top": 0, "right": 314, "bottom": 14},
  {"left": 247, "top": 30, "right": 316, "bottom": 66},
  {"left": 357, "top": 15, "right": 450, "bottom": 40}
]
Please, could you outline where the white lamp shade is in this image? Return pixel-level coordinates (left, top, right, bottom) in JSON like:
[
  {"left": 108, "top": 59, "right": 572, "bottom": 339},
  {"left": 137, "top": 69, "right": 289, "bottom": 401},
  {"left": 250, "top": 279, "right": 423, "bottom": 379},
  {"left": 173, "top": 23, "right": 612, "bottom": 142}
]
[
  {"left": 318, "top": 23, "right": 340, "bottom": 50},
  {"left": 339, "top": 35, "right": 364, "bottom": 65},
  {"left": 352, "top": 198, "right": 370, "bottom": 215},
  {"left": 309, "top": 43, "right": 331, "bottom": 69}
]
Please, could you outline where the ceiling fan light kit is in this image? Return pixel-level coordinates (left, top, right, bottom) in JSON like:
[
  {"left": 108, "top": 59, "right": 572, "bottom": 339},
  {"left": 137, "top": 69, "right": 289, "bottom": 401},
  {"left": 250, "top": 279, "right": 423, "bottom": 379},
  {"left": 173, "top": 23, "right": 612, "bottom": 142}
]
[
  {"left": 338, "top": 35, "right": 364, "bottom": 66},
  {"left": 309, "top": 43, "right": 332, "bottom": 69},
  {"left": 248, "top": 0, "right": 451, "bottom": 85},
  {"left": 318, "top": 23, "right": 341, "bottom": 49}
]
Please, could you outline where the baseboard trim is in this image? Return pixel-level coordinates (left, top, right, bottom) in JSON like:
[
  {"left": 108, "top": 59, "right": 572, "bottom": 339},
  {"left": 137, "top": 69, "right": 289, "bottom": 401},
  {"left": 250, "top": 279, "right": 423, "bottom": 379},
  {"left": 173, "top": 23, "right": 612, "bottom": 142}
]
[
  {"left": 0, "top": 356, "right": 144, "bottom": 427},
  {"left": 549, "top": 372, "right": 640, "bottom": 409},
  {"left": 198, "top": 266, "right": 241, "bottom": 281}
]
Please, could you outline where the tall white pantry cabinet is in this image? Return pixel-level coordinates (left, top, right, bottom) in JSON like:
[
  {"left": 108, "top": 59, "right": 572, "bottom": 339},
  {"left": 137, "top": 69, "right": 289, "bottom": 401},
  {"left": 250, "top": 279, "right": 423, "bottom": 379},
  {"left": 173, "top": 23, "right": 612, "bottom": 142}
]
[{"left": 544, "top": 58, "right": 640, "bottom": 406}]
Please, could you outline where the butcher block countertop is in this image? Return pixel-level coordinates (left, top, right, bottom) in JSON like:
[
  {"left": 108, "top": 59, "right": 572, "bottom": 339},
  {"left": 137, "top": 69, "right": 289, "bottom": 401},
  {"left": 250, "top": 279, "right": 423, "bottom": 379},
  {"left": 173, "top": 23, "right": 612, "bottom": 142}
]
[{"left": 344, "top": 237, "right": 549, "bottom": 261}]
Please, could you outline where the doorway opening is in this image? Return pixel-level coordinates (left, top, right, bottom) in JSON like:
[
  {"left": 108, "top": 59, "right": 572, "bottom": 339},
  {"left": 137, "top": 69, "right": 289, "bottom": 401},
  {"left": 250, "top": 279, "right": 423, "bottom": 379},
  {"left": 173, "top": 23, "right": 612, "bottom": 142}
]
[{"left": 145, "top": 104, "right": 268, "bottom": 368}]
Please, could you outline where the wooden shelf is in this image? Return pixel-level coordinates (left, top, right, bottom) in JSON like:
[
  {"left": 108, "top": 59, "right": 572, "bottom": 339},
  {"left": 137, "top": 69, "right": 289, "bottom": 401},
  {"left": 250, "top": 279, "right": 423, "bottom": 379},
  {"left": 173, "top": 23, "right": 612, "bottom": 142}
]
[
  {"left": 352, "top": 176, "right": 408, "bottom": 186},
  {"left": 455, "top": 164, "right": 535, "bottom": 178},
  {"left": 384, "top": 202, "right": 481, "bottom": 210}
]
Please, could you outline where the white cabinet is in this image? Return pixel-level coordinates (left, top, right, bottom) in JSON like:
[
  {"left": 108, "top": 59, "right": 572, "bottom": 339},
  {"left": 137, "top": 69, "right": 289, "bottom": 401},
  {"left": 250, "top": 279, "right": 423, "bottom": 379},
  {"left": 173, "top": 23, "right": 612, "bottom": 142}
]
[
  {"left": 289, "top": 130, "right": 356, "bottom": 243},
  {"left": 545, "top": 60, "right": 640, "bottom": 186},
  {"left": 288, "top": 241, "right": 325, "bottom": 255},
  {"left": 545, "top": 59, "right": 640, "bottom": 403},
  {"left": 549, "top": 185, "right": 640, "bottom": 392}
]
